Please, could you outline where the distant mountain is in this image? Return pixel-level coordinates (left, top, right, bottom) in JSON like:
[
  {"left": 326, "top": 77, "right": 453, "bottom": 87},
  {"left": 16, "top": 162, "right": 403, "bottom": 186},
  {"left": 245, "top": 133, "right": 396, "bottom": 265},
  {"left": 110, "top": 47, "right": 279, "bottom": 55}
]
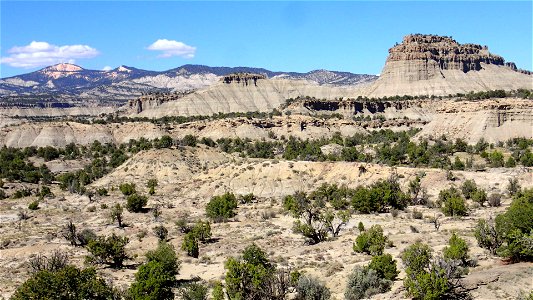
[{"left": 0, "top": 63, "right": 377, "bottom": 103}]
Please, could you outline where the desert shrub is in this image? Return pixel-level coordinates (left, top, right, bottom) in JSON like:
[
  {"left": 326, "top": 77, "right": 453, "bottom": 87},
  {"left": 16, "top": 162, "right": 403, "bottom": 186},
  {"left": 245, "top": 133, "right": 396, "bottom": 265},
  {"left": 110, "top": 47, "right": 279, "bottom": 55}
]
[
  {"left": 411, "top": 209, "right": 423, "bottom": 219},
  {"left": 507, "top": 177, "right": 521, "bottom": 196},
  {"left": 401, "top": 242, "right": 433, "bottom": 275},
  {"left": 28, "top": 200, "right": 39, "bottom": 210},
  {"left": 461, "top": 179, "right": 478, "bottom": 199},
  {"left": 130, "top": 242, "right": 179, "bottom": 300},
  {"left": 179, "top": 282, "right": 208, "bottom": 300},
  {"left": 443, "top": 232, "right": 469, "bottom": 265},
  {"left": 471, "top": 189, "right": 487, "bottom": 206},
  {"left": 192, "top": 220, "right": 212, "bottom": 242},
  {"left": 85, "top": 234, "right": 129, "bottom": 268},
  {"left": 224, "top": 244, "right": 277, "bottom": 300},
  {"left": 11, "top": 265, "right": 115, "bottom": 300},
  {"left": 206, "top": 192, "right": 238, "bottom": 221},
  {"left": 182, "top": 232, "right": 199, "bottom": 258},
  {"left": 147, "top": 178, "right": 158, "bottom": 195},
  {"left": 488, "top": 193, "right": 502, "bottom": 207},
  {"left": 368, "top": 253, "right": 399, "bottom": 281},
  {"left": 350, "top": 179, "right": 410, "bottom": 213},
  {"left": 353, "top": 225, "right": 388, "bottom": 255},
  {"left": 62, "top": 221, "right": 79, "bottom": 246},
  {"left": 0, "top": 189, "right": 6, "bottom": 200},
  {"left": 181, "top": 134, "right": 198, "bottom": 147},
  {"left": 488, "top": 150, "right": 504, "bottom": 167},
  {"left": 212, "top": 281, "right": 225, "bottom": 300},
  {"left": 110, "top": 203, "right": 124, "bottom": 227},
  {"left": 38, "top": 186, "right": 53, "bottom": 198},
  {"left": 284, "top": 191, "right": 349, "bottom": 244},
  {"left": 474, "top": 219, "right": 502, "bottom": 255},
  {"left": 29, "top": 250, "right": 69, "bottom": 273},
  {"left": 126, "top": 193, "right": 148, "bottom": 212},
  {"left": 358, "top": 221, "right": 365, "bottom": 232},
  {"left": 153, "top": 225, "right": 169, "bottom": 241},
  {"left": 401, "top": 242, "right": 445, "bottom": 299},
  {"left": 296, "top": 276, "right": 331, "bottom": 300},
  {"left": 77, "top": 228, "right": 97, "bottom": 246},
  {"left": 119, "top": 182, "right": 136, "bottom": 196},
  {"left": 96, "top": 187, "right": 108, "bottom": 196},
  {"left": 344, "top": 266, "right": 392, "bottom": 300},
  {"left": 438, "top": 187, "right": 467, "bottom": 217},
  {"left": 495, "top": 189, "right": 533, "bottom": 261},
  {"left": 176, "top": 217, "right": 192, "bottom": 233},
  {"left": 505, "top": 157, "right": 516, "bottom": 167},
  {"left": 452, "top": 156, "right": 465, "bottom": 170}
]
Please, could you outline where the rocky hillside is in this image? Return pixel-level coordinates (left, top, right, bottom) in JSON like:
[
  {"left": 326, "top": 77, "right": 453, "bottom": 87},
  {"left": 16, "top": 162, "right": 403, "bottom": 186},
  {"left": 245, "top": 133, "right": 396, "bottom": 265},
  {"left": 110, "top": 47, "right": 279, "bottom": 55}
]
[
  {"left": 365, "top": 34, "right": 532, "bottom": 97},
  {"left": 128, "top": 77, "right": 364, "bottom": 117}
]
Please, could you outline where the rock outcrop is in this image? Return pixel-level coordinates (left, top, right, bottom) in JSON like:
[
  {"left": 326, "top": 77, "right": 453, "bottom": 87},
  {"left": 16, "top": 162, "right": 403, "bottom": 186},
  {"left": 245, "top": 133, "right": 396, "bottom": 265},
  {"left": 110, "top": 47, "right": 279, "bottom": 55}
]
[{"left": 366, "top": 34, "right": 532, "bottom": 97}]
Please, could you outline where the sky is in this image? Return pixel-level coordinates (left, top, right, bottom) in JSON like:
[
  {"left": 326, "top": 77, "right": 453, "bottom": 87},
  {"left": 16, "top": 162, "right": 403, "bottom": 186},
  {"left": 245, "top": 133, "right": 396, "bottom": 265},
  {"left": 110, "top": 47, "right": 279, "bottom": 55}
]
[{"left": 1, "top": 1, "right": 532, "bottom": 78}]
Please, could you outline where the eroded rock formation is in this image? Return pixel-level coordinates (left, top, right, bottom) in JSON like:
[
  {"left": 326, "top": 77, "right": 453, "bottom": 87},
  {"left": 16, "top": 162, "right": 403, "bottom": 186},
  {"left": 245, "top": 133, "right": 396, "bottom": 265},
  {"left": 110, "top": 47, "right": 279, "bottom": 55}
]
[
  {"left": 366, "top": 34, "right": 533, "bottom": 97},
  {"left": 221, "top": 73, "right": 266, "bottom": 86}
]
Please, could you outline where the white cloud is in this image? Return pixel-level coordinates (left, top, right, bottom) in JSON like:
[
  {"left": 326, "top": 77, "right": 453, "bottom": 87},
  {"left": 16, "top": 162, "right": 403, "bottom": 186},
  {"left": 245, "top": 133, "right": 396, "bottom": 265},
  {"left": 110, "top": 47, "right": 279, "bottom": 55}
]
[
  {"left": 0, "top": 41, "right": 99, "bottom": 68},
  {"left": 147, "top": 39, "right": 196, "bottom": 59},
  {"left": 102, "top": 66, "right": 113, "bottom": 71}
]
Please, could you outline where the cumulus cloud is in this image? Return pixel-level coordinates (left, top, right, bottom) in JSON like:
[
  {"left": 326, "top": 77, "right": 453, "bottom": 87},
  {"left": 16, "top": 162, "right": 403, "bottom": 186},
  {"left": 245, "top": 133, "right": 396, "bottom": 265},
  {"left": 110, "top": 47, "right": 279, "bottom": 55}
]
[
  {"left": 0, "top": 41, "right": 99, "bottom": 68},
  {"left": 147, "top": 39, "right": 196, "bottom": 59},
  {"left": 102, "top": 66, "right": 113, "bottom": 71}
]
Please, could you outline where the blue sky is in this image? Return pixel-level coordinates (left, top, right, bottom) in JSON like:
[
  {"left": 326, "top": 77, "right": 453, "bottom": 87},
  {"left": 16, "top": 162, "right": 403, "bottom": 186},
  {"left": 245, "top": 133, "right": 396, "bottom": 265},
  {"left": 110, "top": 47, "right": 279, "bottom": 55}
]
[{"left": 1, "top": 1, "right": 531, "bottom": 78}]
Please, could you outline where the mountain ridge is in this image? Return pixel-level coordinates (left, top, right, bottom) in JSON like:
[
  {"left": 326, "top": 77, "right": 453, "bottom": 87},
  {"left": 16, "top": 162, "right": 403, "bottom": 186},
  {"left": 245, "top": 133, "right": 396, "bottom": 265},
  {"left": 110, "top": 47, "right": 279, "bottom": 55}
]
[{"left": 0, "top": 63, "right": 377, "bottom": 101}]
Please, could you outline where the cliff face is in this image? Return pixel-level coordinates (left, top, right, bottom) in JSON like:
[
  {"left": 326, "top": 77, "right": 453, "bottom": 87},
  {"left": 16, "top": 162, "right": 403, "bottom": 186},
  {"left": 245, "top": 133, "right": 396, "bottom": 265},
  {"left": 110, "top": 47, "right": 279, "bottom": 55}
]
[
  {"left": 388, "top": 35, "right": 505, "bottom": 77},
  {"left": 366, "top": 34, "right": 532, "bottom": 97}
]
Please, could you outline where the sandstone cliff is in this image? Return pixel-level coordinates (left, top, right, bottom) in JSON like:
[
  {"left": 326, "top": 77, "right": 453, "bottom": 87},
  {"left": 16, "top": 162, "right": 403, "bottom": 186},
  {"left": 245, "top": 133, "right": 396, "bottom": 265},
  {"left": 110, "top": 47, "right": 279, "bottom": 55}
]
[{"left": 366, "top": 34, "right": 532, "bottom": 97}]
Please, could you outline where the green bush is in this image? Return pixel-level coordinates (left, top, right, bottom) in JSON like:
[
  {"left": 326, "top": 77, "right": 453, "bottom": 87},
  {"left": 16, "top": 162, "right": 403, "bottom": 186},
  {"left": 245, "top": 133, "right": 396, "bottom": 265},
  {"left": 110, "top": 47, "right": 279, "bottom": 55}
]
[
  {"left": 126, "top": 193, "right": 148, "bottom": 212},
  {"left": 129, "top": 242, "right": 180, "bottom": 300},
  {"left": 471, "top": 189, "right": 487, "bottom": 206},
  {"left": 350, "top": 179, "right": 410, "bottom": 213},
  {"left": 460, "top": 179, "right": 478, "bottom": 199},
  {"left": 443, "top": 232, "right": 469, "bottom": 265},
  {"left": 147, "top": 178, "right": 158, "bottom": 195},
  {"left": 11, "top": 265, "right": 115, "bottom": 300},
  {"left": 225, "top": 244, "right": 276, "bottom": 299},
  {"left": 344, "top": 266, "right": 392, "bottom": 300},
  {"left": 296, "top": 276, "right": 331, "bottom": 300},
  {"left": 85, "top": 234, "right": 129, "bottom": 268},
  {"left": 495, "top": 189, "right": 533, "bottom": 261},
  {"left": 368, "top": 253, "right": 399, "bottom": 281},
  {"left": 28, "top": 200, "right": 39, "bottom": 210},
  {"left": 179, "top": 282, "right": 208, "bottom": 300},
  {"left": 212, "top": 281, "right": 225, "bottom": 300},
  {"left": 475, "top": 219, "right": 502, "bottom": 255},
  {"left": 119, "top": 183, "right": 136, "bottom": 196},
  {"left": 401, "top": 242, "right": 450, "bottom": 299},
  {"left": 438, "top": 187, "right": 468, "bottom": 217},
  {"left": 182, "top": 232, "right": 199, "bottom": 258},
  {"left": 181, "top": 135, "right": 198, "bottom": 147},
  {"left": 353, "top": 225, "right": 389, "bottom": 255},
  {"left": 192, "top": 220, "right": 212, "bottom": 242},
  {"left": 97, "top": 187, "right": 108, "bottom": 196},
  {"left": 206, "top": 192, "right": 238, "bottom": 221}
]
